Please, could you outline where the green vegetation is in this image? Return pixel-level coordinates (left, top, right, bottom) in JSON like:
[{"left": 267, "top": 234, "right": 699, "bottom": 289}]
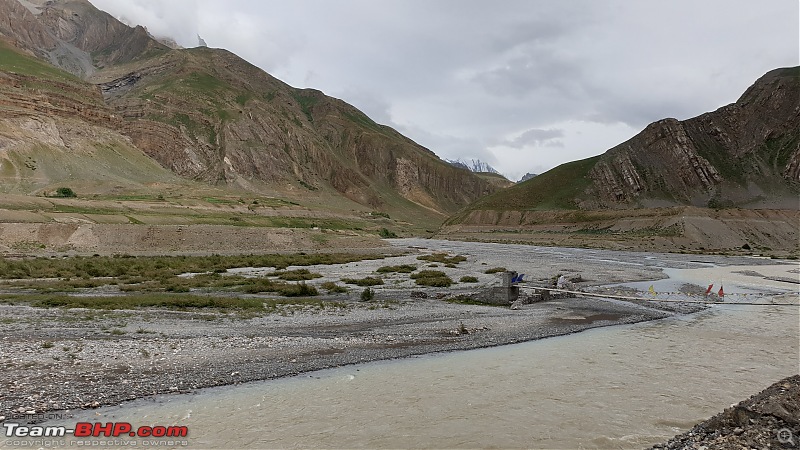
[
  {"left": 321, "top": 281, "right": 347, "bottom": 293},
  {"left": 445, "top": 294, "right": 500, "bottom": 306},
  {"left": 343, "top": 110, "right": 384, "bottom": 134},
  {"left": 235, "top": 93, "right": 252, "bottom": 106},
  {"left": 484, "top": 267, "right": 506, "bottom": 274},
  {"left": 19, "top": 293, "right": 266, "bottom": 311},
  {"left": 410, "top": 270, "right": 453, "bottom": 287},
  {"left": 241, "top": 281, "right": 318, "bottom": 297},
  {"left": 417, "top": 253, "right": 467, "bottom": 265},
  {"left": 291, "top": 90, "right": 320, "bottom": 123},
  {"left": 341, "top": 277, "right": 384, "bottom": 287},
  {"left": 54, "top": 187, "right": 77, "bottom": 198},
  {"left": 376, "top": 264, "right": 416, "bottom": 274},
  {"left": 446, "top": 156, "right": 600, "bottom": 223},
  {"left": 370, "top": 211, "right": 391, "bottom": 219},
  {"left": 182, "top": 71, "right": 226, "bottom": 92},
  {"left": 298, "top": 180, "right": 318, "bottom": 191},
  {"left": 360, "top": 287, "right": 375, "bottom": 302},
  {"left": 0, "top": 253, "right": 383, "bottom": 280},
  {"left": 378, "top": 228, "right": 398, "bottom": 238},
  {"left": 459, "top": 276, "right": 479, "bottom": 283},
  {"left": 0, "top": 43, "right": 79, "bottom": 82},
  {"left": 270, "top": 269, "right": 322, "bottom": 281}
]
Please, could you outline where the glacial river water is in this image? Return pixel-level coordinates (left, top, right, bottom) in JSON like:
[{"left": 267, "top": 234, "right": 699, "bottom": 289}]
[{"left": 40, "top": 259, "right": 799, "bottom": 449}]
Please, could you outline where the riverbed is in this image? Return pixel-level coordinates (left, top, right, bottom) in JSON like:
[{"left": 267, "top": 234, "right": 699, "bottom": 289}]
[{"left": 32, "top": 244, "right": 798, "bottom": 449}]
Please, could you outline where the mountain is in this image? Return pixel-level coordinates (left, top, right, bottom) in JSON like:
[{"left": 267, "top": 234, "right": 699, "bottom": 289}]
[
  {"left": 0, "top": 0, "right": 496, "bottom": 224},
  {"left": 442, "top": 67, "right": 800, "bottom": 255},
  {"left": 446, "top": 158, "right": 501, "bottom": 175},
  {"left": 446, "top": 158, "right": 513, "bottom": 189},
  {"left": 518, "top": 173, "right": 537, "bottom": 183}
]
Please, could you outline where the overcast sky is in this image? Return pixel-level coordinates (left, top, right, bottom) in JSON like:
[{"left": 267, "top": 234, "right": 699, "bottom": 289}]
[{"left": 89, "top": 0, "right": 798, "bottom": 181}]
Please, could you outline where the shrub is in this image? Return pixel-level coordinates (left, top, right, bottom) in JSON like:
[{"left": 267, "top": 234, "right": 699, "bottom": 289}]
[
  {"left": 54, "top": 187, "right": 77, "bottom": 198},
  {"left": 271, "top": 269, "right": 322, "bottom": 281},
  {"left": 376, "top": 264, "right": 416, "bottom": 273},
  {"left": 342, "top": 277, "right": 384, "bottom": 287},
  {"left": 459, "top": 276, "right": 479, "bottom": 283},
  {"left": 417, "top": 253, "right": 467, "bottom": 265},
  {"left": 378, "top": 228, "right": 398, "bottom": 238},
  {"left": 361, "top": 287, "right": 375, "bottom": 301},
  {"left": 410, "top": 270, "right": 453, "bottom": 287},
  {"left": 275, "top": 282, "right": 319, "bottom": 297},
  {"left": 484, "top": 267, "right": 507, "bottom": 274},
  {"left": 321, "top": 281, "right": 347, "bottom": 293}
]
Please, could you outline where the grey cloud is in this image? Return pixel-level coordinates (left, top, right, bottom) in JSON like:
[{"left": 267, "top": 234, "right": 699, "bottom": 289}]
[{"left": 505, "top": 128, "right": 565, "bottom": 148}]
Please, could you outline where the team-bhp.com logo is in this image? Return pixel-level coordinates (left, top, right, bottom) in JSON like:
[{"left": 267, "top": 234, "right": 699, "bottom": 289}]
[{"left": 4, "top": 421, "right": 188, "bottom": 438}]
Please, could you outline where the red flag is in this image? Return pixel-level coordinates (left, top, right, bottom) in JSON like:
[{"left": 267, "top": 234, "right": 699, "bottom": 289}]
[
  {"left": 718, "top": 286, "right": 724, "bottom": 298},
  {"left": 706, "top": 284, "right": 714, "bottom": 295}
]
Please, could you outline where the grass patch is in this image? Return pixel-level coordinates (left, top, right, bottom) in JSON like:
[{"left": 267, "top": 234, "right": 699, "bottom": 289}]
[
  {"left": 25, "top": 294, "right": 266, "bottom": 311},
  {"left": 376, "top": 264, "right": 416, "bottom": 274},
  {"left": 417, "top": 253, "right": 467, "bottom": 265},
  {"left": 239, "top": 280, "right": 319, "bottom": 297},
  {"left": 321, "top": 281, "right": 347, "bottom": 293},
  {"left": 291, "top": 90, "right": 320, "bottom": 123},
  {"left": 459, "top": 276, "right": 479, "bottom": 283},
  {"left": 341, "top": 277, "right": 384, "bottom": 287},
  {"left": 0, "top": 43, "right": 80, "bottom": 82},
  {"left": 484, "top": 267, "right": 507, "bottom": 274},
  {"left": 445, "top": 294, "right": 499, "bottom": 306},
  {"left": 0, "top": 253, "right": 384, "bottom": 280},
  {"left": 379, "top": 228, "right": 398, "bottom": 238},
  {"left": 410, "top": 270, "right": 453, "bottom": 287},
  {"left": 270, "top": 269, "right": 323, "bottom": 281}
]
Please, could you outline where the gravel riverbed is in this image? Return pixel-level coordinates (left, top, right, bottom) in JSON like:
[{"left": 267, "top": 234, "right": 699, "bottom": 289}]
[{"left": 3, "top": 239, "right": 792, "bottom": 427}]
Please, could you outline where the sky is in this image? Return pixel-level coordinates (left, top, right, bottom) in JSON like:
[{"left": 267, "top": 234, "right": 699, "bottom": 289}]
[{"left": 89, "top": 0, "right": 798, "bottom": 181}]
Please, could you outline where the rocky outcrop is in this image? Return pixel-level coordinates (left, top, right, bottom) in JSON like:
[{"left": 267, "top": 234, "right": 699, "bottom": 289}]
[
  {"left": 655, "top": 375, "right": 800, "bottom": 450},
  {"left": 32, "top": 0, "right": 168, "bottom": 70},
  {"left": 0, "top": 71, "right": 113, "bottom": 125},
  {"left": 584, "top": 67, "right": 800, "bottom": 208}
]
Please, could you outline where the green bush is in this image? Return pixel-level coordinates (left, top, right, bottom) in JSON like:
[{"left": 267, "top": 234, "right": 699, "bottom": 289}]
[
  {"left": 275, "top": 282, "right": 318, "bottom": 297},
  {"left": 484, "top": 267, "right": 507, "bottom": 274},
  {"left": 54, "top": 187, "right": 77, "bottom": 198},
  {"left": 376, "top": 264, "right": 416, "bottom": 273},
  {"left": 410, "top": 270, "right": 453, "bottom": 287},
  {"left": 321, "top": 281, "right": 347, "bottom": 293},
  {"left": 271, "top": 269, "right": 322, "bottom": 281},
  {"left": 378, "top": 228, "right": 398, "bottom": 238},
  {"left": 417, "top": 253, "right": 467, "bottom": 265},
  {"left": 342, "top": 277, "right": 384, "bottom": 287},
  {"left": 459, "top": 276, "right": 479, "bottom": 283},
  {"left": 360, "top": 287, "right": 375, "bottom": 301}
]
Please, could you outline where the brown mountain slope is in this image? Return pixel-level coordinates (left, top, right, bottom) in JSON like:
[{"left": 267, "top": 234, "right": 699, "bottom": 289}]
[{"left": 0, "top": 0, "right": 495, "bottom": 223}]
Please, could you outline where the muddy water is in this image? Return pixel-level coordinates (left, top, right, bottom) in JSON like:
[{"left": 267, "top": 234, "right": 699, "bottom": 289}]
[{"left": 54, "top": 306, "right": 798, "bottom": 447}]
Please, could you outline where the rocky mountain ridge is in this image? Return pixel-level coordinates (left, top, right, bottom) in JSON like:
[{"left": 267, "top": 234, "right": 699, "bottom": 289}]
[{"left": 584, "top": 67, "right": 800, "bottom": 209}]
